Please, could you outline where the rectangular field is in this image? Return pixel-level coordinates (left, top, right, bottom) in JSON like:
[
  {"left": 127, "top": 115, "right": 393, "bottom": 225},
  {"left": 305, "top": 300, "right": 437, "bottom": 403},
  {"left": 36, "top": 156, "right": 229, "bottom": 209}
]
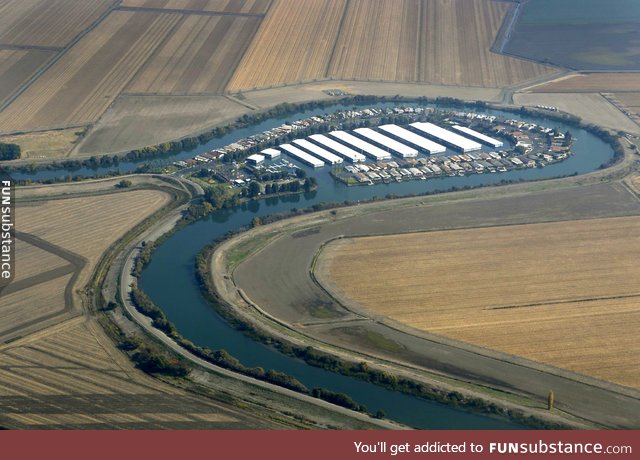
[
  {"left": 0, "top": 128, "right": 82, "bottom": 159},
  {"left": 324, "top": 216, "right": 640, "bottom": 388},
  {"left": 229, "top": 0, "right": 554, "bottom": 91},
  {"left": 119, "top": 0, "right": 271, "bottom": 14},
  {"left": 127, "top": 15, "right": 261, "bottom": 94},
  {"left": 0, "top": 0, "right": 115, "bottom": 47},
  {"left": 227, "top": 0, "right": 347, "bottom": 91},
  {"left": 0, "top": 49, "right": 54, "bottom": 105},
  {"left": 0, "top": 11, "right": 182, "bottom": 132},
  {"left": 328, "top": 0, "right": 421, "bottom": 82}
]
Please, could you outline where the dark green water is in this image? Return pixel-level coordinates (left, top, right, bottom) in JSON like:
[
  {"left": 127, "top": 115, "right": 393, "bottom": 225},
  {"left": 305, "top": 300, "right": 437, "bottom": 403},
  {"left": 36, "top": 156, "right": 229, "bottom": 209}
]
[
  {"left": 133, "top": 104, "right": 613, "bottom": 429},
  {"left": 504, "top": 0, "right": 640, "bottom": 70}
]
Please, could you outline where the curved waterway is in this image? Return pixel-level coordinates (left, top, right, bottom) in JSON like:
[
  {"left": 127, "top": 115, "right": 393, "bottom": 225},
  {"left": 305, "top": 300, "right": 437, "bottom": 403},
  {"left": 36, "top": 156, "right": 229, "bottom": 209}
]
[{"left": 25, "top": 102, "right": 615, "bottom": 428}]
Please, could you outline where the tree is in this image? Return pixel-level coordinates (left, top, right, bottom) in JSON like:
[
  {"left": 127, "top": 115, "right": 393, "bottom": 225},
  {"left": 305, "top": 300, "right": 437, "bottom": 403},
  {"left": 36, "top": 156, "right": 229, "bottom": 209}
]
[
  {"left": 248, "top": 181, "right": 261, "bottom": 198},
  {"left": 0, "top": 142, "right": 21, "bottom": 160},
  {"left": 115, "top": 179, "right": 132, "bottom": 188}
]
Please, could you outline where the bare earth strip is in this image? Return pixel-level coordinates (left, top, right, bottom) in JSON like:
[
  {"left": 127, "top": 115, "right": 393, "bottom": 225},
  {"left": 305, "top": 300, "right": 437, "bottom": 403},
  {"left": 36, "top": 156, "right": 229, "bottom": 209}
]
[
  {"left": 320, "top": 217, "right": 640, "bottom": 388},
  {"left": 0, "top": 49, "right": 54, "bottom": 106},
  {"left": 0, "top": 11, "right": 181, "bottom": 132},
  {"left": 227, "top": 0, "right": 347, "bottom": 91},
  {"left": 119, "top": 0, "right": 271, "bottom": 14},
  {"left": 533, "top": 73, "right": 640, "bottom": 93},
  {"left": 127, "top": 14, "right": 261, "bottom": 94},
  {"left": 0, "top": 0, "right": 115, "bottom": 47}
]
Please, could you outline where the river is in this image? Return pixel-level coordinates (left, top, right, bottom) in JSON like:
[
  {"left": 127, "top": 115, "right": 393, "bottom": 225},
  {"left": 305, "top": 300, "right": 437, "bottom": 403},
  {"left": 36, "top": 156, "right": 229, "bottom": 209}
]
[{"left": 19, "top": 102, "right": 614, "bottom": 428}]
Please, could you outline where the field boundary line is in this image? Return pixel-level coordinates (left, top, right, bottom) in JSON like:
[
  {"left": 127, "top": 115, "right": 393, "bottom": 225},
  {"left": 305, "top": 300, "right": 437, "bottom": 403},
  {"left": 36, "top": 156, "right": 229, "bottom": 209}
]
[
  {"left": 0, "top": 44, "right": 63, "bottom": 52},
  {"left": 116, "top": 6, "right": 265, "bottom": 18},
  {"left": 323, "top": 0, "right": 351, "bottom": 79},
  {"left": 0, "top": 1, "right": 120, "bottom": 113}
]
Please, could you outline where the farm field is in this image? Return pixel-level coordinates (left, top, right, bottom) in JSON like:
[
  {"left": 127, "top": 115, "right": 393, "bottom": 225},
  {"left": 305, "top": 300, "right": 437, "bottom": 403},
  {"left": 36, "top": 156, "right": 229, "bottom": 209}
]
[
  {"left": 0, "top": 0, "right": 115, "bottom": 47},
  {"left": 0, "top": 128, "right": 82, "bottom": 159},
  {"left": 328, "top": 0, "right": 420, "bottom": 82},
  {"left": 0, "top": 274, "right": 70, "bottom": 339},
  {"left": 0, "top": 11, "right": 181, "bottom": 132},
  {"left": 320, "top": 216, "right": 640, "bottom": 388},
  {"left": 533, "top": 73, "right": 640, "bottom": 93},
  {"left": 0, "top": 49, "right": 54, "bottom": 106},
  {"left": 11, "top": 239, "right": 69, "bottom": 283},
  {"left": 17, "top": 190, "right": 170, "bottom": 269},
  {"left": 227, "top": 0, "right": 347, "bottom": 91},
  {"left": 229, "top": 0, "right": 554, "bottom": 91},
  {"left": 119, "top": 0, "right": 271, "bottom": 14},
  {"left": 127, "top": 15, "right": 261, "bottom": 94}
]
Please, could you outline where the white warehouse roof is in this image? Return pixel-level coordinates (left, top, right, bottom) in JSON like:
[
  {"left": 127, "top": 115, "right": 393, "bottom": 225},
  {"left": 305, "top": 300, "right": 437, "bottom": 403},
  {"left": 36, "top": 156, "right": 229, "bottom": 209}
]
[
  {"left": 261, "top": 148, "right": 281, "bottom": 158},
  {"left": 279, "top": 144, "right": 324, "bottom": 168},
  {"left": 353, "top": 128, "right": 418, "bottom": 158},
  {"left": 247, "top": 154, "right": 265, "bottom": 164},
  {"left": 452, "top": 125, "right": 503, "bottom": 148},
  {"left": 328, "top": 131, "right": 391, "bottom": 160},
  {"left": 378, "top": 124, "right": 446, "bottom": 154},
  {"left": 292, "top": 139, "right": 343, "bottom": 165},
  {"left": 410, "top": 122, "right": 482, "bottom": 152},
  {"left": 309, "top": 134, "right": 365, "bottom": 162}
]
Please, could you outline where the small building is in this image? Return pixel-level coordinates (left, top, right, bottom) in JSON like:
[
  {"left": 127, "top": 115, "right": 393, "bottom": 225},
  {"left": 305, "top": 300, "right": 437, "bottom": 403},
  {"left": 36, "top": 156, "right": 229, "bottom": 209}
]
[
  {"left": 261, "top": 148, "right": 281, "bottom": 159},
  {"left": 246, "top": 154, "right": 265, "bottom": 165}
]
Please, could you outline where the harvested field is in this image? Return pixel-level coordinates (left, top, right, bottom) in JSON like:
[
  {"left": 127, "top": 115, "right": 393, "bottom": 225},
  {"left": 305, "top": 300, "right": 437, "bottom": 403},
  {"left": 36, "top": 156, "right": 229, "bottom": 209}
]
[
  {"left": 513, "top": 93, "right": 640, "bottom": 134},
  {"left": 0, "top": 128, "right": 82, "bottom": 159},
  {"left": 0, "top": 274, "right": 70, "bottom": 338},
  {"left": 227, "top": 0, "right": 347, "bottom": 90},
  {"left": 320, "top": 216, "right": 640, "bottom": 388},
  {"left": 328, "top": 0, "right": 420, "bottom": 82},
  {"left": 0, "top": 49, "right": 54, "bottom": 106},
  {"left": 17, "top": 190, "right": 170, "bottom": 266},
  {"left": 0, "top": 11, "right": 181, "bottom": 132},
  {"left": 418, "top": 0, "right": 553, "bottom": 87},
  {"left": 11, "top": 239, "right": 68, "bottom": 283},
  {"left": 229, "top": 0, "right": 554, "bottom": 91},
  {"left": 613, "top": 92, "right": 640, "bottom": 124},
  {"left": 0, "top": 0, "right": 115, "bottom": 47},
  {"left": 533, "top": 73, "right": 640, "bottom": 93},
  {"left": 75, "top": 95, "right": 247, "bottom": 155},
  {"left": 0, "top": 321, "right": 267, "bottom": 429},
  {"left": 127, "top": 15, "right": 261, "bottom": 94},
  {"left": 119, "top": 0, "right": 271, "bottom": 14}
]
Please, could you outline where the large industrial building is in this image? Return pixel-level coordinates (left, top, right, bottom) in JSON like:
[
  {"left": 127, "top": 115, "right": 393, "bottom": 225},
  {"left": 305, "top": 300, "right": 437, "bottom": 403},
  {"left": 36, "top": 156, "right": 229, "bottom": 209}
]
[
  {"left": 410, "top": 122, "right": 482, "bottom": 152},
  {"left": 308, "top": 134, "right": 366, "bottom": 163},
  {"left": 292, "top": 139, "right": 343, "bottom": 165},
  {"left": 279, "top": 143, "right": 324, "bottom": 168},
  {"left": 452, "top": 125, "right": 504, "bottom": 148},
  {"left": 328, "top": 131, "right": 391, "bottom": 160},
  {"left": 353, "top": 128, "right": 418, "bottom": 158},
  {"left": 378, "top": 124, "right": 446, "bottom": 154}
]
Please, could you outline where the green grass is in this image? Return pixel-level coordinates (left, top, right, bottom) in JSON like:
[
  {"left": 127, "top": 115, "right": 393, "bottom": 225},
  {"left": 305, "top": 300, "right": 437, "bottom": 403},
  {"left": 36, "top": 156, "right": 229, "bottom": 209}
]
[{"left": 226, "top": 231, "right": 279, "bottom": 271}]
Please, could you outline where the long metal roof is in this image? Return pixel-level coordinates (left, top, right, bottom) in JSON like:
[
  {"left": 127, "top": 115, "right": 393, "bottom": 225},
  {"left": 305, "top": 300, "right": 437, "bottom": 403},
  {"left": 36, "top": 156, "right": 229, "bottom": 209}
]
[
  {"left": 328, "top": 130, "right": 391, "bottom": 160},
  {"left": 353, "top": 128, "right": 418, "bottom": 158},
  {"left": 292, "top": 139, "right": 343, "bottom": 164},
  {"left": 452, "top": 125, "right": 503, "bottom": 148},
  {"left": 308, "top": 134, "right": 366, "bottom": 162},
  {"left": 279, "top": 144, "right": 324, "bottom": 168},
  {"left": 378, "top": 124, "right": 446, "bottom": 154},
  {"left": 410, "top": 122, "right": 482, "bottom": 152}
]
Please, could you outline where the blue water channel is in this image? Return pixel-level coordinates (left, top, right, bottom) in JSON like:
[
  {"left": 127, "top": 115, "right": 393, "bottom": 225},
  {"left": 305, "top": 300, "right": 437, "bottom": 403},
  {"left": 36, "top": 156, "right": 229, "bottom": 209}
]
[{"left": 19, "top": 102, "right": 614, "bottom": 428}]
